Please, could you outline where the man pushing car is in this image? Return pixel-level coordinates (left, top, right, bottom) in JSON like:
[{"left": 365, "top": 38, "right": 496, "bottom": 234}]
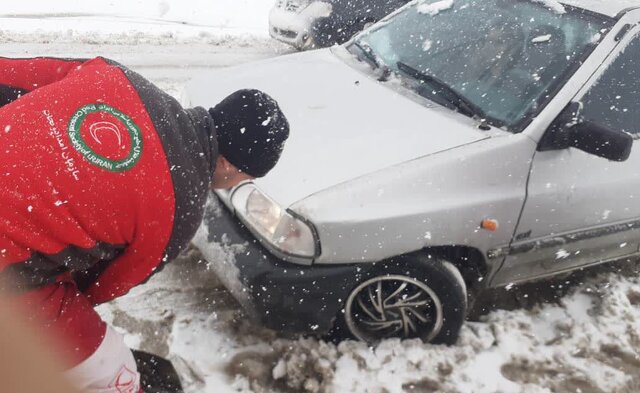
[{"left": 0, "top": 56, "right": 289, "bottom": 392}]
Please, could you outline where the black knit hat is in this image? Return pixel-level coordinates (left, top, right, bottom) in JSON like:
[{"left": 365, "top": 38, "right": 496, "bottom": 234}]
[{"left": 209, "top": 89, "right": 290, "bottom": 178}]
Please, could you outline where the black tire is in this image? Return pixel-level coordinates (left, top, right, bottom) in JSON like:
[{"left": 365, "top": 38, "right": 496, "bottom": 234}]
[{"left": 333, "top": 255, "right": 467, "bottom": 345}]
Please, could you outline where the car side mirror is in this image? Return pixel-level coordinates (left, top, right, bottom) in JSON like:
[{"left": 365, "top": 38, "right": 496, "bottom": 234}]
[
  {"left": 566, "top": 121, "right": 633, "bottom": 162},
  {"left": 539, "top": 102, "right": 633, "bottom": 162}
]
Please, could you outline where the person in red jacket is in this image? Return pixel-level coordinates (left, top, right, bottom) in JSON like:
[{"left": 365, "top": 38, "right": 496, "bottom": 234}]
[{"left": 0, "top": 56, "right": 289, "bottom": 392}]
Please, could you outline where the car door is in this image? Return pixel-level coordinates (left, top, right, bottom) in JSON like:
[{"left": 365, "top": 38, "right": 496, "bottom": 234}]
[{"left": 491, "top": 30, "right": 640, "bottom": 286}]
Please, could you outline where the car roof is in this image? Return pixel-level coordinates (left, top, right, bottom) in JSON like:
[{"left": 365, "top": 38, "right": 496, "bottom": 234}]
[{"left": 561, "top": 0, "right": 640, "bottom": 18}]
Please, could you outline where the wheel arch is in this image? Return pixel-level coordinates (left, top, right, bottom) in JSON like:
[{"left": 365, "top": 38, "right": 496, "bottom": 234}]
[{"left": 392, "top": 246, "right": 489, "bottom": 290}]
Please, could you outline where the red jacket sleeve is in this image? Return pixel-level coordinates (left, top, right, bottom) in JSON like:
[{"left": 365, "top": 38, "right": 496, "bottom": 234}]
[{"left": 0, "top": 57, "right": 85, "bottom": 103}]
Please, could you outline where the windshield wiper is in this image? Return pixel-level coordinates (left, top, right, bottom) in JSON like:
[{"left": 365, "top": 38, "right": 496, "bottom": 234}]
[
  {"left": 352, "top": 41, "right": 392, "bottom": 81},
  {"left": 396, "top": 61, "right": 488, "bottom": 122}
]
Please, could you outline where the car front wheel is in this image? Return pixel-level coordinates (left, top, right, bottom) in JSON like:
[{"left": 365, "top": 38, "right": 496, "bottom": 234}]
[{"left": 342, "top": 257, "right": 467, "bottom": 344}]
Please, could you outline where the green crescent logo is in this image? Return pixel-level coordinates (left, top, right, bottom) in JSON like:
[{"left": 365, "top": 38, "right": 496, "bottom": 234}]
[{"left": 68, "top": 103, "right": 143, "bottom": 172}]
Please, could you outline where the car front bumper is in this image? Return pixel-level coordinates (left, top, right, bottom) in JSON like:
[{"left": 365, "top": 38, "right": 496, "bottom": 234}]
[
  {"left": 268, "top": 2, "right": 333, "bottom": 48},
  {"left": 192, "top": 194, "right": 369, "bottom": 336}
]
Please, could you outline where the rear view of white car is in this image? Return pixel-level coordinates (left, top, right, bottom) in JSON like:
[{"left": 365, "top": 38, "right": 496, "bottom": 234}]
[
  {"left": 269, "top": 0, "right": 409, "bottom": 49},
  {"left": 269, "top": 0, "right": 333, "bottom": 49}
]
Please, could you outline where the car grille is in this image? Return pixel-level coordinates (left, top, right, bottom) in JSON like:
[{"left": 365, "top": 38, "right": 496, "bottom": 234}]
[{"left": 276, "top": 0, "right": 303, "bottom": 12}]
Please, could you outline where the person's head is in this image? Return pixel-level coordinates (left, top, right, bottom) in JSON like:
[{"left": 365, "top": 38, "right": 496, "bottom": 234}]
[{"left": 208, "top": 89, "right": 290, "bottom": 190}]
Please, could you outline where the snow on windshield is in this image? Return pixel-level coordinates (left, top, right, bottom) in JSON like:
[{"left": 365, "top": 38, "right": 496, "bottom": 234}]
[
  {"left": 531, "top": 0, "right": 567, "bottom": 14},
  {"left": 532, "top": 34, "right": 553, "bottom": 43},
  {"left": 417, "top": 0, "right": 455, "bottom": 16},
  {"left": 357, "top": 0, "right": 610, "bottom": 130}
]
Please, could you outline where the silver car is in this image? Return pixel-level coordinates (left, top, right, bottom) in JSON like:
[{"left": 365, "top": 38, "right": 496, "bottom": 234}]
[{"left": 186, "top": 0, "right": 640, "bottom": 344}]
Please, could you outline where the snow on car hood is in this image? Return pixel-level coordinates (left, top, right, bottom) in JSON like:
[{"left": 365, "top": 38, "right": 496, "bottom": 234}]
[{"left": 185, "top": 48, "right": 487, "bottom": 207}]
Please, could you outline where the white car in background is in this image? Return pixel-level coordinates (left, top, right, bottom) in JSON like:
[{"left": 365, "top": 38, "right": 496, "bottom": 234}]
[
  {"left": 188, "top": 0, "right": 640, "bottom": 344},
  {"left": 268, "top": 0, "right": 410, "bottom": 49}
]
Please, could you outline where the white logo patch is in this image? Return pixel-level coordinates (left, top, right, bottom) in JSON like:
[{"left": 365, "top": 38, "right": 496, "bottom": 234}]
[{"left": 89, "top": 121, "right": 124, "bottom": 147}]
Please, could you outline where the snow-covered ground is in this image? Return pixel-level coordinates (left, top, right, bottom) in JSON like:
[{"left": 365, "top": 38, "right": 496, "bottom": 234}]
[
  {"left": 0, "top": 0, "right": 272, "bottom": 41},
  {"left": 100, "top": 242, "right": 640, "bottom": 393},
  {"left": 5, "top": 1, "right": 640, "bottom": 392}
]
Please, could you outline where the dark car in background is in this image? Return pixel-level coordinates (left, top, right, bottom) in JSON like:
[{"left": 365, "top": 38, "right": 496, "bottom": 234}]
[{"left": 269, "top": 0, "right": 410, "bottom": 49}]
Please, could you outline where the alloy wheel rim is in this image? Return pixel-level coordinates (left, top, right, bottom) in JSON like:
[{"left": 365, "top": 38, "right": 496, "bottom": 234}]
[{"left": 345, "top": 275, "right": 444, "bottom": 343}]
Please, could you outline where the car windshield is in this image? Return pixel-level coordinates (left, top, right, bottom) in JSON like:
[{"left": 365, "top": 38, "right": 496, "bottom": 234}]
[{"left": 350, "top": 0, "right": 613, "bottom": 131}]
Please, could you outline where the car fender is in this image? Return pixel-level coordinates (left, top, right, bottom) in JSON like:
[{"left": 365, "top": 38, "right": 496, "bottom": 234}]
[{"left": 292, "top": 132, "right": 537, "bottom": 270}]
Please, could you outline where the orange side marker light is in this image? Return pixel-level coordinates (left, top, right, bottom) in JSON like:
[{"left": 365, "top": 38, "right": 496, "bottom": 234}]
[{"left": 481, "top": 219, "right": 499, "bottom": 232}]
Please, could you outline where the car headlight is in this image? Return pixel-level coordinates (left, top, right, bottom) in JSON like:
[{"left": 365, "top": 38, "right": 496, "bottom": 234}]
[{"left": 231, "top": 184, "right": 318, "bottom": 259}]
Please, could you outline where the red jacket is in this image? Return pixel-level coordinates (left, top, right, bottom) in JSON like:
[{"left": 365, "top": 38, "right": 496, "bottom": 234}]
[{"left": 0, "top": 57, "right": 217, "bottom": 304}]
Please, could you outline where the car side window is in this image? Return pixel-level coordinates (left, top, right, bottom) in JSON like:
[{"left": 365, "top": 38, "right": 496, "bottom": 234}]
[{"left": 580, "top": 35, "right": 640, "bottom": 134}]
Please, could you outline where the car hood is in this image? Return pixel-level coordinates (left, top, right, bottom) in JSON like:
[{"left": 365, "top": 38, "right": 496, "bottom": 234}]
[{"left": 185, "top": 48, "right": 488, "bottom": 208}]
